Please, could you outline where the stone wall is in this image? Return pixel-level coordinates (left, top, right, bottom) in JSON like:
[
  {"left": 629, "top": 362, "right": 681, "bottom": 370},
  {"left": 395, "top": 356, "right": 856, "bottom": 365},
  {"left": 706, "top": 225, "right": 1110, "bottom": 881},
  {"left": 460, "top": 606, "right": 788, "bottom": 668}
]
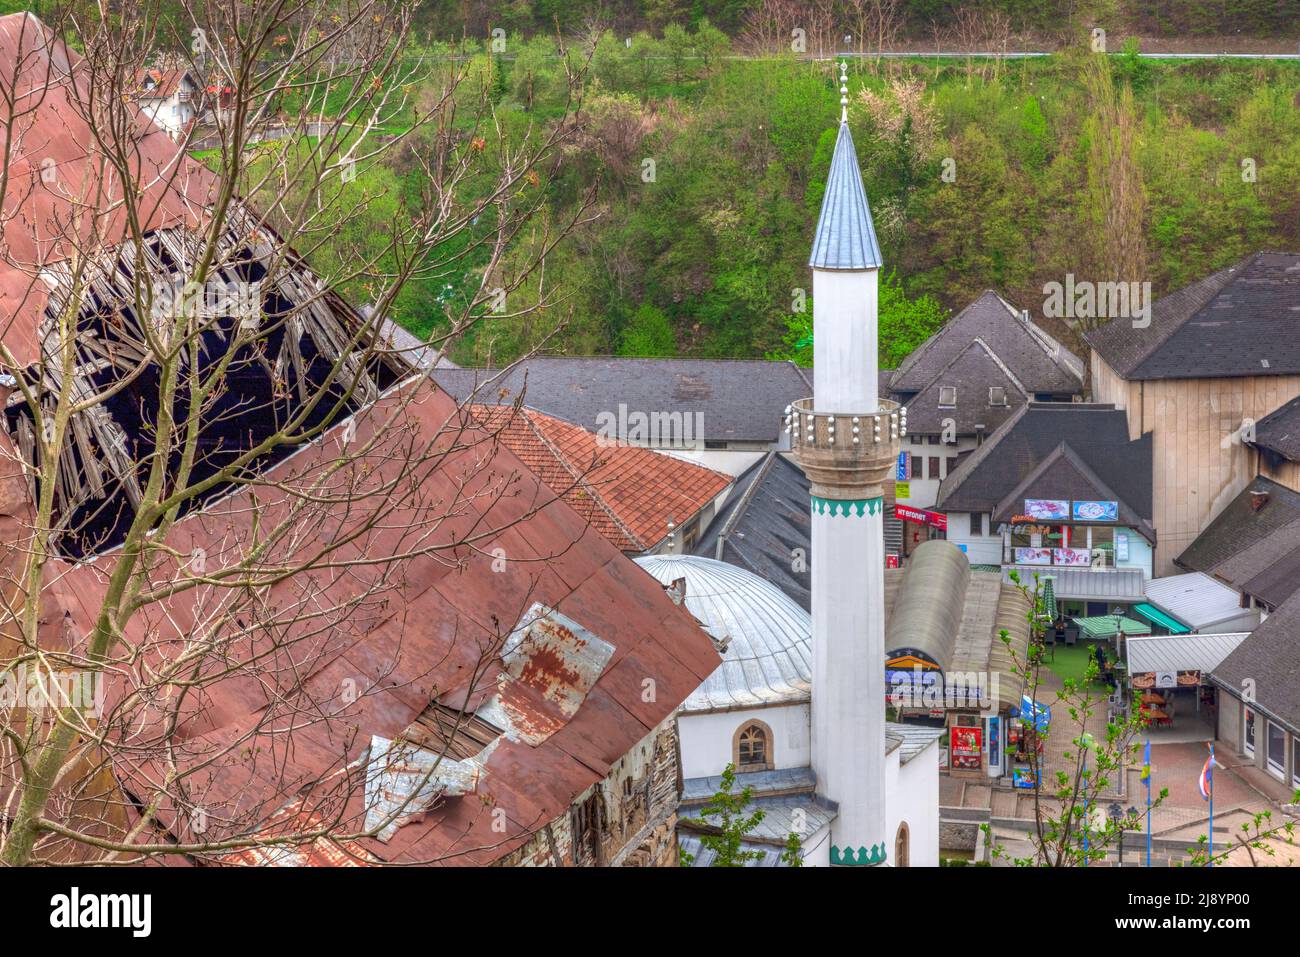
[{"left": 498, "top": 717, "right": 681, "bottom": 867}]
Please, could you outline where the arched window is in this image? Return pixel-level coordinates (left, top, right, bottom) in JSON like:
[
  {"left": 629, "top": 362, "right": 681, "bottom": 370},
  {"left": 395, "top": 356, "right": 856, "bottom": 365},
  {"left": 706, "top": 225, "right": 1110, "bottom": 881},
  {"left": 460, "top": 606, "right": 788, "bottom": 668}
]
[
  {"left": 895, "top": 822, "right": 910, "bottom": 868},
  {"left": 732, "top": 719, "right": 774, "bottom": 771}
]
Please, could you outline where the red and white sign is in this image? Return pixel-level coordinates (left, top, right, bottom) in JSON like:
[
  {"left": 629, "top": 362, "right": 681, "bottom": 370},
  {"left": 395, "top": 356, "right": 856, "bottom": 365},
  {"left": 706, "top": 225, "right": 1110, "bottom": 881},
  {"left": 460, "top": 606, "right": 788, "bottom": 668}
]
[
  {"left": 894, "top": 504, "right": 947, "bottom": 531},
  {"left": 886, "top": 554, "right": 900, "bottom": 569},
  {"left": 950, "top": 726, "right": 983, "bottom": 770}
]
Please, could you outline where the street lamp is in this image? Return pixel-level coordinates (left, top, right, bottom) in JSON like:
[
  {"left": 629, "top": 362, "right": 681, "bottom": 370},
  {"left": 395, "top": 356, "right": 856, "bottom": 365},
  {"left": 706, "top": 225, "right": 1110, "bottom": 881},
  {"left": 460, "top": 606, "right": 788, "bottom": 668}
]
[{"left": 1107, "top": 802, "right": 1123, "bottom": 864}]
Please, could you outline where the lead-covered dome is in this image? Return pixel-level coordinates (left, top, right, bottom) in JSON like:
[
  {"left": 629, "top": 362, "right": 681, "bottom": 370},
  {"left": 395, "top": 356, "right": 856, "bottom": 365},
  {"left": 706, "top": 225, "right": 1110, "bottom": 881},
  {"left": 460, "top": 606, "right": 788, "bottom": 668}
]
[{"left": 635, "top": 554, "right": 811, "bottom": 712}]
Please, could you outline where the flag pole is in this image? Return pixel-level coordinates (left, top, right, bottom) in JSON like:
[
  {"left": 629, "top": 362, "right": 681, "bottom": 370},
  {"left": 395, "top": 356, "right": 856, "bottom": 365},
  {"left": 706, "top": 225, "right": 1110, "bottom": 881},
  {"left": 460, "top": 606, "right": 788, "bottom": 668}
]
[
  {"left": 1207, "top": 742, "right": 1215, "bottom": 868},
  {"left": 1144, "top": 738, "right": 1152, "bottom": 867}
]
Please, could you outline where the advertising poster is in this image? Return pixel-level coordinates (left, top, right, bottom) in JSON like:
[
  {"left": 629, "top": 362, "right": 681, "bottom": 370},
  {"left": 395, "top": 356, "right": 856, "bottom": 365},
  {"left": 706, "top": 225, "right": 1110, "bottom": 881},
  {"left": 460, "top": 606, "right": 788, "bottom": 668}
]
[
  {"left": 1072, "top": 500, "right": 1119, "bottom": 522},
  {"left": 950, "top": 726, "right": 983, "bottom": 770},
  {"left": 1024, "top": 499, "right": 1069, "bottom": 521},
  {"left": 1014, "top": 547, "right": 1052, "bottom": 565},
  {"left": 1053, "top": 547, "right": 1091, "bottom": 567}
]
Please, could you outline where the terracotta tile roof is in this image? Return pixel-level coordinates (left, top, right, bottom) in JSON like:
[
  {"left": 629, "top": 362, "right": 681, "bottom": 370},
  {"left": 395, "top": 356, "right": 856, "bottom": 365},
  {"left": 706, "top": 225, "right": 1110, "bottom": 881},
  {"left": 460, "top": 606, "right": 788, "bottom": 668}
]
[{"left": 472, "top": 405, "right": 732, "bottom": 552}]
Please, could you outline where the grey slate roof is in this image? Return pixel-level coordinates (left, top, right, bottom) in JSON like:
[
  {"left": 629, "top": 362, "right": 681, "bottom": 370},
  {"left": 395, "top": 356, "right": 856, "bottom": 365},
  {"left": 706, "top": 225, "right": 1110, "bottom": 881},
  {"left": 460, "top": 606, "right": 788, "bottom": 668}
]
[
  {"left": 890, "top": 290, "right": 1084, "bottom": 396},
  {"left": 1212, "top": 592, "right": 1300, "bottom": 732},
  {"left": 808, "top": 122, "right": 882, "bottom": 270},
  {"left": 937, "top": 403, "right": 1153, "bottom": 518},
  {"left": 1176, "top": 477, "right": 1300, "bottom": 607},
  {"left": 677, "top": 833, "right": 791, "bottom": 867},
  {"left": 429, "top": 357, "right": 811, "bottom": 444},
  {"left": 1250, "top": 394, "right": 1300, "bottom": 463},
  {"left": 885, "top": 721, "right": 945, "bottom": 764},
  {"left": 990, "top": 442, "right": 1156, "bottom": 543},
  {"left": 1086, "top": 252, "right": 1300, "bottom": 381},
  {"left": 902, "top": 336, "right": 1029, "bottom": 436},
  {"left": 694, "top": 452, "right": 812, "bottom": 610},
  {"left": 680, "top": 766, "right": 818, "bottom": 803}
]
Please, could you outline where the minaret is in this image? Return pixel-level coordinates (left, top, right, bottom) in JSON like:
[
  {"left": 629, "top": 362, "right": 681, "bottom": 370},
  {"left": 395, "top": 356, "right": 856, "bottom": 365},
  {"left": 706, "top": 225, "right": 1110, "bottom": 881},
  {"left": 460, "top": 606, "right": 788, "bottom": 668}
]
[{"left": 787, "top": 62, "right": 903, "bottom": 867}]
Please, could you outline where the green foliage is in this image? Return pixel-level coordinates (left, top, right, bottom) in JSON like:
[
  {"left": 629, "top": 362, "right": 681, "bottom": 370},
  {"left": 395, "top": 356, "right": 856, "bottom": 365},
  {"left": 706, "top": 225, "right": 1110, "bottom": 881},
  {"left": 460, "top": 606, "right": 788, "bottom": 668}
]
[
  {"left": 679, "top": 763, "right": 803, "bottom": 867},
  {"left": 619, "top": 303, "right": 677, "bottom": 356},
  {"left": 771, "top": 269, "right": 948, "bottom": 368}
]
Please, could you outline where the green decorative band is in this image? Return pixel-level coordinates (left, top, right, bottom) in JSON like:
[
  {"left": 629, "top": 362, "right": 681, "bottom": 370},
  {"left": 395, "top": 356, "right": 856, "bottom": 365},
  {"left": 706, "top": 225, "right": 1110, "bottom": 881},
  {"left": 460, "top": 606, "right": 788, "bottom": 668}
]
[
  {"left": 831, "top": 843, "right": 888, "bottom": 867},
  {"left": 811, "top": 495, "right": 883, "bottom": 518}
]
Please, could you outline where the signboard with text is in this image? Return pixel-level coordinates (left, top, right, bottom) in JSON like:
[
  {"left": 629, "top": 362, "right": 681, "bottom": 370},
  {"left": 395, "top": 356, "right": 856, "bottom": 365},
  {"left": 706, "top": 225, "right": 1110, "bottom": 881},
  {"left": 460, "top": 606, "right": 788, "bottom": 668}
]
[{"left": 894, "top": 503, "right": 947, "bottom": 531}]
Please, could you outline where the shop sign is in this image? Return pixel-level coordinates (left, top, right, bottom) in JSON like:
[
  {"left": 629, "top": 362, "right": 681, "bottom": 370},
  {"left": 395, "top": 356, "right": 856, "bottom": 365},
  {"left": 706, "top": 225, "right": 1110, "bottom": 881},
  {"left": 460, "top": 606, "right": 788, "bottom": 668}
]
[{"left": 894, "top": 504, "right": 947, "bottom": 530}]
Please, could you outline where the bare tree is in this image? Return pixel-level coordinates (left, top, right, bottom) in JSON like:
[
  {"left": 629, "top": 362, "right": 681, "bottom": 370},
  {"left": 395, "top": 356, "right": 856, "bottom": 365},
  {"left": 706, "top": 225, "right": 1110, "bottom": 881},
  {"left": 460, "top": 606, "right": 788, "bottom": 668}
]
[{"left": 0, "top": 1, "right": 599, "bottom": 866}]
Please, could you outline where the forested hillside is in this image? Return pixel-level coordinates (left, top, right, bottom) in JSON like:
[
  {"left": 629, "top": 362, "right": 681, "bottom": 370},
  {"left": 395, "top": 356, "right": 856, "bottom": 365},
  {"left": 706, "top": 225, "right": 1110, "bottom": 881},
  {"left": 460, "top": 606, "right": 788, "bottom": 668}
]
[{"left": 399, "top": 38, "right": 1300, "bottom": 367}]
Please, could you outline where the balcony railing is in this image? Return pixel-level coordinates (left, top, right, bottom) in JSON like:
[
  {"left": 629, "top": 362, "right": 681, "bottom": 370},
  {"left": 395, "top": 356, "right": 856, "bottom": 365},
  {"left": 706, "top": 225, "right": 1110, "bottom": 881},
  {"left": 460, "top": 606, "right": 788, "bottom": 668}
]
[{"left": 784, "top": 396, "right": 906, "bottom": 451}]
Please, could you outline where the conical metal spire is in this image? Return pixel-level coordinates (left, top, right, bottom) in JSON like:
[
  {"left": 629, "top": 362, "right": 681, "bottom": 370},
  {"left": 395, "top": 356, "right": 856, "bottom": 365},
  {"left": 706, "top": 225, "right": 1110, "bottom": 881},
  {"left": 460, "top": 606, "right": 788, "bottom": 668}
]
[{"left": 808, "top": 62, "right": 882, "bottom": 271}]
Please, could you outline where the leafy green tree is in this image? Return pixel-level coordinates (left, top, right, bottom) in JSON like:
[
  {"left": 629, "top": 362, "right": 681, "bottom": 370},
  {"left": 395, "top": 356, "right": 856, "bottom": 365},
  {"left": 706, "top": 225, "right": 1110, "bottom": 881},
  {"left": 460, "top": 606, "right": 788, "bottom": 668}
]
[
  {"left": 680, "top": 763, "right": 804, "bottom": 867},
  {"left": 620, "top": 303, "right": 677, "bottom": 356},
  {"left": 771, "top": 269, "right": 948, "bottom": 369}
]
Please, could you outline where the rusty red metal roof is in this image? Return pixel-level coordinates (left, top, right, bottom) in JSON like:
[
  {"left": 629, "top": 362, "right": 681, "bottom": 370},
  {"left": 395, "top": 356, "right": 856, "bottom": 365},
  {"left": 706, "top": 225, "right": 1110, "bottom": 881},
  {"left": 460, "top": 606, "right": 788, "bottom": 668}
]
[
  {"left": 0, "top": 13, "right": 217, "bottom": 367},
  {"left": 472, "top": 405, "right": 731, "bottom": 552},
  {"left": 46, "top": 379, "right": 719, "bottom": 864}
]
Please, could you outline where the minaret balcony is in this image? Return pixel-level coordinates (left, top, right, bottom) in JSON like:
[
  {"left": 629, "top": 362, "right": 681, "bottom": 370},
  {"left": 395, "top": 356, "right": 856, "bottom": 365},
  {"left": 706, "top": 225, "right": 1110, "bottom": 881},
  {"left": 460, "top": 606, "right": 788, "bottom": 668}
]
[{"left": 785, "top": 397, "right": 905, "bottom": 499}]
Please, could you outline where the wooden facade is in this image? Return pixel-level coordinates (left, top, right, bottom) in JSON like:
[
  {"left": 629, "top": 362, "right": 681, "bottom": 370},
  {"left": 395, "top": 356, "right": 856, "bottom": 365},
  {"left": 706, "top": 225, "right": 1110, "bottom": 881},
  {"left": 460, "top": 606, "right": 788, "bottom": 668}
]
[{"left": 1091, "top": 351, "right": 1300, "bottom": 574}]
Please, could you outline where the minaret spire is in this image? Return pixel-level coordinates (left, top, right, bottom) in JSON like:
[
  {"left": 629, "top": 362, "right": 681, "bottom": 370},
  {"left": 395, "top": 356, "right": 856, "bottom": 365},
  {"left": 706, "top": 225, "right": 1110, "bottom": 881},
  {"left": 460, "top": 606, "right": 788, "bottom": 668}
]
[
  {"left": 840, "top": 60, "right": 849, "bottom": 124},
  {"left": 787, "top": 86, "right": 904, "bottom": 867}
]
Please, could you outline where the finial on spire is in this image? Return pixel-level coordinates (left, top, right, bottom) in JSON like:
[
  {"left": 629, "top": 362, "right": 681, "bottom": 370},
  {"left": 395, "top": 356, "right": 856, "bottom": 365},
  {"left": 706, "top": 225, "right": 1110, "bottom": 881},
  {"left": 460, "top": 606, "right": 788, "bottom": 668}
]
[{"left": 839, "top": 61, "right": 849, "bottom": 123}]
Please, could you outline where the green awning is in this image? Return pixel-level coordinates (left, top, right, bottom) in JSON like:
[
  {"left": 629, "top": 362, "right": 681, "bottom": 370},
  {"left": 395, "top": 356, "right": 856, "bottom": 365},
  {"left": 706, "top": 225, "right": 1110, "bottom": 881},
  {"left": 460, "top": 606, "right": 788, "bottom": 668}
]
[
  {"left": 1072, "top": 615, "right": 1151, "bottom": 640},
  {"left": 1132, "top": 603, "right": 1191, "bottom": 635}
]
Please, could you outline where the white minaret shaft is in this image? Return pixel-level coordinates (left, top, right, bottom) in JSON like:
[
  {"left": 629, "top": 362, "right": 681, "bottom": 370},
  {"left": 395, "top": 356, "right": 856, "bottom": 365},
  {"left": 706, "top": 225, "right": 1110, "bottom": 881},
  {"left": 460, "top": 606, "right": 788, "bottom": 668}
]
[{"left": 792, "top": 61, "right": 897, "bottom": 867}]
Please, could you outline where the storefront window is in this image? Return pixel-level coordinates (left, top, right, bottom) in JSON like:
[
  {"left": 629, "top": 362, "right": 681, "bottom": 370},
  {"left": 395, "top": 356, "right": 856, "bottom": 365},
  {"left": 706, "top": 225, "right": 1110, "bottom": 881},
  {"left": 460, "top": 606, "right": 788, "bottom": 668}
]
[
  {"left": 1267, "top": 721, "right": 1285, "bottom": 778},
  {"left": 1244, "top": 706, "right": 1255, "bottom": 756}
]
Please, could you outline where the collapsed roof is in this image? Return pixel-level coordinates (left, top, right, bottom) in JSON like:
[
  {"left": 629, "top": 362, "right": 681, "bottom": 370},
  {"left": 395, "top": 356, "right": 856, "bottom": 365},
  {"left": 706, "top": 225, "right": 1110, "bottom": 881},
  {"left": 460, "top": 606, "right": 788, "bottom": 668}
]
[{"left": 0, "top": 14, "right": 410, "bottom": 557}]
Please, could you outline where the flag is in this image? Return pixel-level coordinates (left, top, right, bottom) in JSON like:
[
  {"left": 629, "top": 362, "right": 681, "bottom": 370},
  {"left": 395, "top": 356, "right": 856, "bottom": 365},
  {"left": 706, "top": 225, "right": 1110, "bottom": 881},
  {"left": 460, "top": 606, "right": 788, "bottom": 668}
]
[
  {"left": 1141, "top": 740, "right": 1151, "bottom": 781},
  {"left": 1198, "top": 752, "right": 1214, "bottom": 801}
]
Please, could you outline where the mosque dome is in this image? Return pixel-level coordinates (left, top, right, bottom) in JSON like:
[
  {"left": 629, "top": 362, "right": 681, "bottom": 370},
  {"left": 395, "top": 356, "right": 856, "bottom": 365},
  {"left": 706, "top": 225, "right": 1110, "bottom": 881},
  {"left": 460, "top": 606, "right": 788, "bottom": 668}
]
[{"left": 634, "top": 554, "right": 811, "bottom": 712}]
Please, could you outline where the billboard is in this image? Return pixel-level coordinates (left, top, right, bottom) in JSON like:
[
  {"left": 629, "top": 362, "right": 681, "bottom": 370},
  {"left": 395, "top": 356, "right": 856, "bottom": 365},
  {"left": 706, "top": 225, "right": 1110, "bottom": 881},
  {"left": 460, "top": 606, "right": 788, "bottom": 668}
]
[
  {"left": 1014, "top": 547, "right": 1052, "bottom": 565},
  {"left": 1072, "top": 500, "right": 1119, "bottom": 522},
  {"left": 1024, "top": 499, "right": 1070, "bottom": 521},
  {"left": 894, "top": 503, "right": 947, "bottom": 531}
]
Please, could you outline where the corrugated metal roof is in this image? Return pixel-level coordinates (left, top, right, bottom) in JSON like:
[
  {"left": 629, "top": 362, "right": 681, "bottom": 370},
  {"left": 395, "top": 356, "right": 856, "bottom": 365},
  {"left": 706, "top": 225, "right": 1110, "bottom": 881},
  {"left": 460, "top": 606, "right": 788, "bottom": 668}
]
[
  {"left": 1126, "top": 633, "right": 1249, "bottom": 675},
  {"left": 808, "top": 122, "right": 882, "bottom": 270},
  {"left": 1145, "top": 572, "right": 1246, "bottom": 631},
  {"left": 48, "top": 378, "right": 722, "bottom": 865},
  {"left": 0, "top": 13, "right": 217, "bottom": 366},
  {"left": 885, "top": 540, "right": 969, "bottom": 670},
  {"left": 635, "top": 554, "right": 812, "bottom": 711},
  {"left": 1004, "top": 564, "right": 1146, "bottom": 602}
]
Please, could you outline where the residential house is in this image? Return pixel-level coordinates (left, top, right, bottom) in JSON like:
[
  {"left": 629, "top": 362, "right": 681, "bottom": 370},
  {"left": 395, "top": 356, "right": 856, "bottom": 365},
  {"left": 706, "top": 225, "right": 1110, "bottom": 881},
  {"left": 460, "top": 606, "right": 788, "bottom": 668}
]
[
  {"left": 431, "top": 357, "right": 814, "bottom": 475},
  {"left": 1087, "top": 252, "right": 1300, "bottom": 574},
  {"left": 470, "top": 404, "right": 731, "bottom": 554},
  {"left": 887, "top": 290, "right": 1084, "bottom": 517},
  {"left": 135, "top": 67, "right": 201, "bottom": 140}
]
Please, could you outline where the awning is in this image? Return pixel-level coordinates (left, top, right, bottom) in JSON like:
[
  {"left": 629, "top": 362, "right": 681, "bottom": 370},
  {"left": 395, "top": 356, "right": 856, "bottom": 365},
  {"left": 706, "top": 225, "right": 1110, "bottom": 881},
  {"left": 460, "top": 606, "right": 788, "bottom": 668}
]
[
  {"left": 1131, "top": 602, "right": 1190, "bottom": 635},
  {"left": 1072, "top": 615, "right": 1150, "bottom": 640},
  {"left": 1012, "top": 695, "right": 1051, "bottom": 732}
]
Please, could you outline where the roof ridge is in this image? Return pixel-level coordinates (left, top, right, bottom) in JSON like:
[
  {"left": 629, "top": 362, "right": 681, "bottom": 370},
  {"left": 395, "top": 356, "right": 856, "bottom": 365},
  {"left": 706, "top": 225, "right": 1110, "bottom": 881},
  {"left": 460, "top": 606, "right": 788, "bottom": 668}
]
[
  {"left": 936, "top": 402, "right": 1031, "bottom": 506},
  {"left": 517, "top": 408, "right": 646, "bottom": 551},
  {"left": 909, "top": 335, "right": 1030, "bottom": 401}
]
